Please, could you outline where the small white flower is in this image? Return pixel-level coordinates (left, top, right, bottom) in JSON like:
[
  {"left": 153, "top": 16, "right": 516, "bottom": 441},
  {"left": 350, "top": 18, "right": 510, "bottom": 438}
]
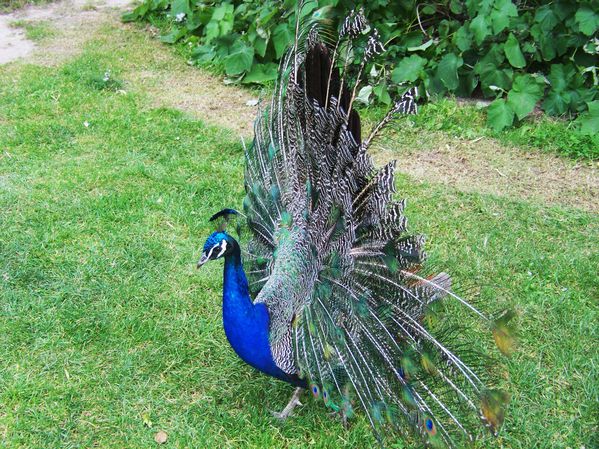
[
  {"left": 83, "top": 121, "right": 90, "bottom": 128},
  {"left": 103, "top": 70, "right": 111, "bottom": 82},
  {"left": 175, "top": 12, "right": 186, "bottom": 22}
]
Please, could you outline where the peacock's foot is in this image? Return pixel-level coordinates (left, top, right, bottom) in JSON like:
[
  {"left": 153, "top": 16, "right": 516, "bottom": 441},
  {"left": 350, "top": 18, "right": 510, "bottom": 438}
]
[{"left": 272, "top": 387, "right": 304, "bottom": 420}]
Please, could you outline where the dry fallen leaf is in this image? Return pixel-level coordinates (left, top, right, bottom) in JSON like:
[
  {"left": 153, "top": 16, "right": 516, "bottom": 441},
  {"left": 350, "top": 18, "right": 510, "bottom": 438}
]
[{"left": 154, "top": 430, "right": 168, "bottom": 444}]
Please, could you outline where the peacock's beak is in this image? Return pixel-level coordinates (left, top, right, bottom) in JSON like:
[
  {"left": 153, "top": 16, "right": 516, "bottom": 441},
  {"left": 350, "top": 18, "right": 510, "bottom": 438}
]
[{"left": 197, "top": 252, "right": 209, "bottom": 268}]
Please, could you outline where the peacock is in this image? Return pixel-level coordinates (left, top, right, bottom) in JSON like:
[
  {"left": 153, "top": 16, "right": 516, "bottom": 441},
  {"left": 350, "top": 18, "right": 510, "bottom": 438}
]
[{"left": 197, "top": 7, "right": 513, "bottom": 447}]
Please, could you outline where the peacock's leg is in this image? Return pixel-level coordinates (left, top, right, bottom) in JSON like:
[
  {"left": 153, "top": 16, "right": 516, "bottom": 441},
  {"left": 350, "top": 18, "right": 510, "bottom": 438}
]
[{"left": 272, "top": 387, "right": 304, "bottom": 420}]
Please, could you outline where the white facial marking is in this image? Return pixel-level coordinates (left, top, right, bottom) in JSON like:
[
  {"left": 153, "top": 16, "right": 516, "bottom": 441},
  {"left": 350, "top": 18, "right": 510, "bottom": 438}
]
[
  {"left": 216, "top": 239, "right": 227, "bottom": 258},
  {"left": 205, "top": 244, "right": 217, "bottom": 259}
]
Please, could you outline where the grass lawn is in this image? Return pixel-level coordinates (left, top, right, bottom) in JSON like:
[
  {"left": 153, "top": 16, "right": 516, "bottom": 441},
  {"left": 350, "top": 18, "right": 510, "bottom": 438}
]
[{"left": 1, "top": 23, "right": 597, "bottom": 449}]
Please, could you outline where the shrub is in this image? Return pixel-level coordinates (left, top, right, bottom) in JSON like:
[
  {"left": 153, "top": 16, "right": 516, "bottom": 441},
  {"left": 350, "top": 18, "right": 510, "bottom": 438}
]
[{"left": 123, "top": 0, "right": 598, "bottom": 135}]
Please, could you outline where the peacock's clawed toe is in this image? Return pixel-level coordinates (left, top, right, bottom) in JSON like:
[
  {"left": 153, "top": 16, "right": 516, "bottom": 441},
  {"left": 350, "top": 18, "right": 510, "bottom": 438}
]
[{"left": 271, "top": 387, "right": 304, "bottom": 420}]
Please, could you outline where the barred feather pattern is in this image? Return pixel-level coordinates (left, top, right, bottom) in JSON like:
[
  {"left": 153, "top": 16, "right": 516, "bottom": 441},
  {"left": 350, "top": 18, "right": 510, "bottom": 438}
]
[{"left": 242, "top": 12, "right": 509, "bottom": 448}]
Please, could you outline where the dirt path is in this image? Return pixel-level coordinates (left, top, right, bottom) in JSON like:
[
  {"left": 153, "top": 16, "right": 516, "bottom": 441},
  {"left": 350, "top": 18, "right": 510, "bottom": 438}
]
[
  {"left": 1, "top": 0, "right": 597, "bottom": 211},
  {"left": 0, "top": 0, "right": 131, "bottom": 64}
]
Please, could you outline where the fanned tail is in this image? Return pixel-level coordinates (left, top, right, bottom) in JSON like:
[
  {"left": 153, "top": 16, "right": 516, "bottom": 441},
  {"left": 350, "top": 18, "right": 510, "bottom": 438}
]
[{"left": 243, "top": 7, "right": 513, "bottom": 447}]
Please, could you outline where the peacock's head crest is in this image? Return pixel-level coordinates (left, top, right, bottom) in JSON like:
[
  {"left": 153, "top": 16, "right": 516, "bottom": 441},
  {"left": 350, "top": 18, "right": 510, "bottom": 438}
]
[{"left": 197, "top": 208, "right": 240, "bottom": 268}]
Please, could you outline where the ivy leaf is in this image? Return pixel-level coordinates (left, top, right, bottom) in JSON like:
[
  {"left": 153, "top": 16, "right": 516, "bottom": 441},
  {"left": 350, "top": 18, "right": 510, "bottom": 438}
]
[
  {"left": 391, "top": 55, "right": 426, "bottom": 83},
  {"left": 205, "top": 4, "right": 234, "bottom": 42},
  {"left": 542, "top": 90, "right": 571, "bottom": 116},
  {"left": 470, "top": 15, "right": 490, "bottom": 45},
  {"left": 449, "top": 0, "right": 463, "bottom": 14},
  {"left": 170, "top": 0, "right": 191, "bottom": 17},
  {"left": 534, "top": 5, "right": 559, "bottom": 31},
  {"left": 539, "top": 33, "right": 556, "bottom": 61},
  {"left": 242, "top": 63, "right": 278, "bottom": 84},
  {"left": 254, "top": 36, "right": 268, "bottom": 58},
  {"left": 507, "top": 74, "right": 545, "bottom": 120},
  {"left": 421, "top": 4, "right": 436, "bottom": 15},
  {"left": 575, "top": 101, "right": 599, "bottom": 135},
  {"left": 191, "top": 44, "right": 216, "bottom": 64},
  {"left": 487, "top": 98, "right": 515, "bottom": 131},
  {"left": 456, "top": 70, "right": 479, "bottom": 97},
  {"left": 547, "top": 64, "right": 575, "bottom": 92},
  {"left": 356, "top": 85, "right": 373, "bottom": 105},
  {"left": 453, "top": 26, "right": 472, "bottom": 52},
  {"left": 407, "top": 39, "right": 433, "bottom": 52},
  {"left": 160, "top": 28, "right": 186, "bottom": 44},
  {"left": 373, "top": 83, "right": 392, "bottom": 105},
  {"left": 504, "top": 33, "right": 526, "bottom": 68},
  {"left": 489, "top": 0, "right": 518, "bottom": 34},
  {"left": 223, "top": 42, "right": 254, "bottom": 76},
  {"left": 575, "top": 7, "right": 599, "bottom": 36},
  {"left": 121, "top": 2, "right": 149, "bottom": 22},
  {"left": 436, "top": 53, "right": 463, "bottom": 91},
  {"left": 273, "top": 24, "right": 293, "bottom": 59}
]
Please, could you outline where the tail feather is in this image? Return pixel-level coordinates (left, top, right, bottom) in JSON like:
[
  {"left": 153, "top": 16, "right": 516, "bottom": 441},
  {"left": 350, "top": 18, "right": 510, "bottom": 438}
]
[{"left": 241, "top": 6, "right": 512, "bottom": 447}]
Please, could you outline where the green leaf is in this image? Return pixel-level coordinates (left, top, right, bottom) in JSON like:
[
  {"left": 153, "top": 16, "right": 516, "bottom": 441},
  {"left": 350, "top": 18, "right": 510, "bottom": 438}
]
[
  {"left": 254, "top": 36, "right": 268, "bottom": 58},
  {"left": 453, "top": 26, "right": 472, "bottom": 52},
  {"left": 547, "top": 64, "right": 575, "bottom": 92},
  {"left": 507, "top": 74, "right": 545, "bottom": 120},
  {"left": 355, "top": 85, "right": 373, "bottom": 105},
  {"left": 160, "top": 27, "right": 186, "bottom": 44},
  {"left": 490, "top": 0, "right": 517, "bottom": 33},
  {"left": 534, "top": 5, "right": 559, "bottom": 31},
  {"left": 504, "top": 33, "right": 526, "bottom": 68},
  {"left": 121, "top": 2, "right": 149, "bottom": 22},
  {"left": 575, "top": 7, "right": 599, "bottom": 36},
  {"left": 421, "top": 4, "right": 436, "bottom": 15},
  {"left": 456, "top": 70, "right": 479, "bottom": 97},
  {"left": 242, "top": 63, "right": 278, "bottom": 84},
  {"left": 542, "top": 90, "right": 571, "bottom": 116},
  {"left": 170, "top": 0, "right": 190, "bottom": 17},
  {"left": 436, "top": 53, "right": 463, "bottom": 91},
  {"left": 449, "top": 0, "right": 463, "bottom": 14},
  {"left": 205, "top": 3, "right": 234, "bottom": 42},
  {"left": 272, "top": 24, "right": 293, "bottom": 59},
  {"left": 407, "top": 39, "right": 433, "bottom": 52},
  {"left": 470, "top": 15, "right": 490, "bottom": 45},
  {"left": 539, "top": 33, "right": 556, "bottom": 61},
  {"left": 373, "top": 83, "right": 391, "bottom": 105},
  {"left": 391, "top": 55, "right": 426, "bottom": 83},
  {"left": 487, "top": 98, "right": 515, "bottom": 131},
  {"left": 191, "top": 44, "right": 216, "bottom": 64},
  {"left": 223, "top": 42, "right": 254, "bottom": 76},
  {"left": 576, "top": 100, "right": 599, "bottom": 135},
  {"left": 494, "top": 0, "right": 517, "bottom": 16}
]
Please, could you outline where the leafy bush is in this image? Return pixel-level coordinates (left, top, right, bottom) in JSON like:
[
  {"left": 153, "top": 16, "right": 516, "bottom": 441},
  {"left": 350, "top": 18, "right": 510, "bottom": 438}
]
[{"left": 123, "top": 0, "right": 599, "bottom": 135}]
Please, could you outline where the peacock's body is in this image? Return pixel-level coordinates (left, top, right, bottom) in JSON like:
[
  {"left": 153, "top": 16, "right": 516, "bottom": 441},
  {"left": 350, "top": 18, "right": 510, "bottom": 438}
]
[{"left": 198, "top": 8, "right": 512, "bottom": 447}]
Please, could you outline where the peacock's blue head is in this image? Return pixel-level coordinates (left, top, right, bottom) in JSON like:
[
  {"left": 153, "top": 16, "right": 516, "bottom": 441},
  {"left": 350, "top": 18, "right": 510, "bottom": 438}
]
[
  {"left": 197, "top": 231, "right": 236, "bottom": 268},
  {"left": 197, "top": 208, "right": 240, "bottom": 268}
]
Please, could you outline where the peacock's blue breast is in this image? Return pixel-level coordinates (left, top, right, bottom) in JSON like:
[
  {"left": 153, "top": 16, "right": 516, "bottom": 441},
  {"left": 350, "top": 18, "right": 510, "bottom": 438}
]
[{"left": 221, "top": 263, "right": 291, "bottom": 382}]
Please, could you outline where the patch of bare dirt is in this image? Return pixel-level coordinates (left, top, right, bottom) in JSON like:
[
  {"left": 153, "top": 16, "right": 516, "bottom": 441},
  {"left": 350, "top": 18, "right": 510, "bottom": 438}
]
[
  {"left": 0, "top": 0, "right": 132, "bottom": 65},
  {"left": 371, "top": 132, "right": 598, "bottom": 212},
  {"left": 122, "top": 28, "right": 257, "bottom": 137}
]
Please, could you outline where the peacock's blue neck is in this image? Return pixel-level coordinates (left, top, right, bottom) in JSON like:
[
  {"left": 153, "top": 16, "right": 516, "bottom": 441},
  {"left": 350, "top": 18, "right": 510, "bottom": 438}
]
[{"left": 221, "top": 242, "right": 291, "bottom": 382}]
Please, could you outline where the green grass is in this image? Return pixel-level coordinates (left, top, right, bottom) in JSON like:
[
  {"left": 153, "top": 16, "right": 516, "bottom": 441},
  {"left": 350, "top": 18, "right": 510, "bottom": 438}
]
[
  {"left": 9, "top": 19, "right": 57, "bottom": 41},
  {"left": 1, "top": 25, "right": 598, "bottom": 449}
]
